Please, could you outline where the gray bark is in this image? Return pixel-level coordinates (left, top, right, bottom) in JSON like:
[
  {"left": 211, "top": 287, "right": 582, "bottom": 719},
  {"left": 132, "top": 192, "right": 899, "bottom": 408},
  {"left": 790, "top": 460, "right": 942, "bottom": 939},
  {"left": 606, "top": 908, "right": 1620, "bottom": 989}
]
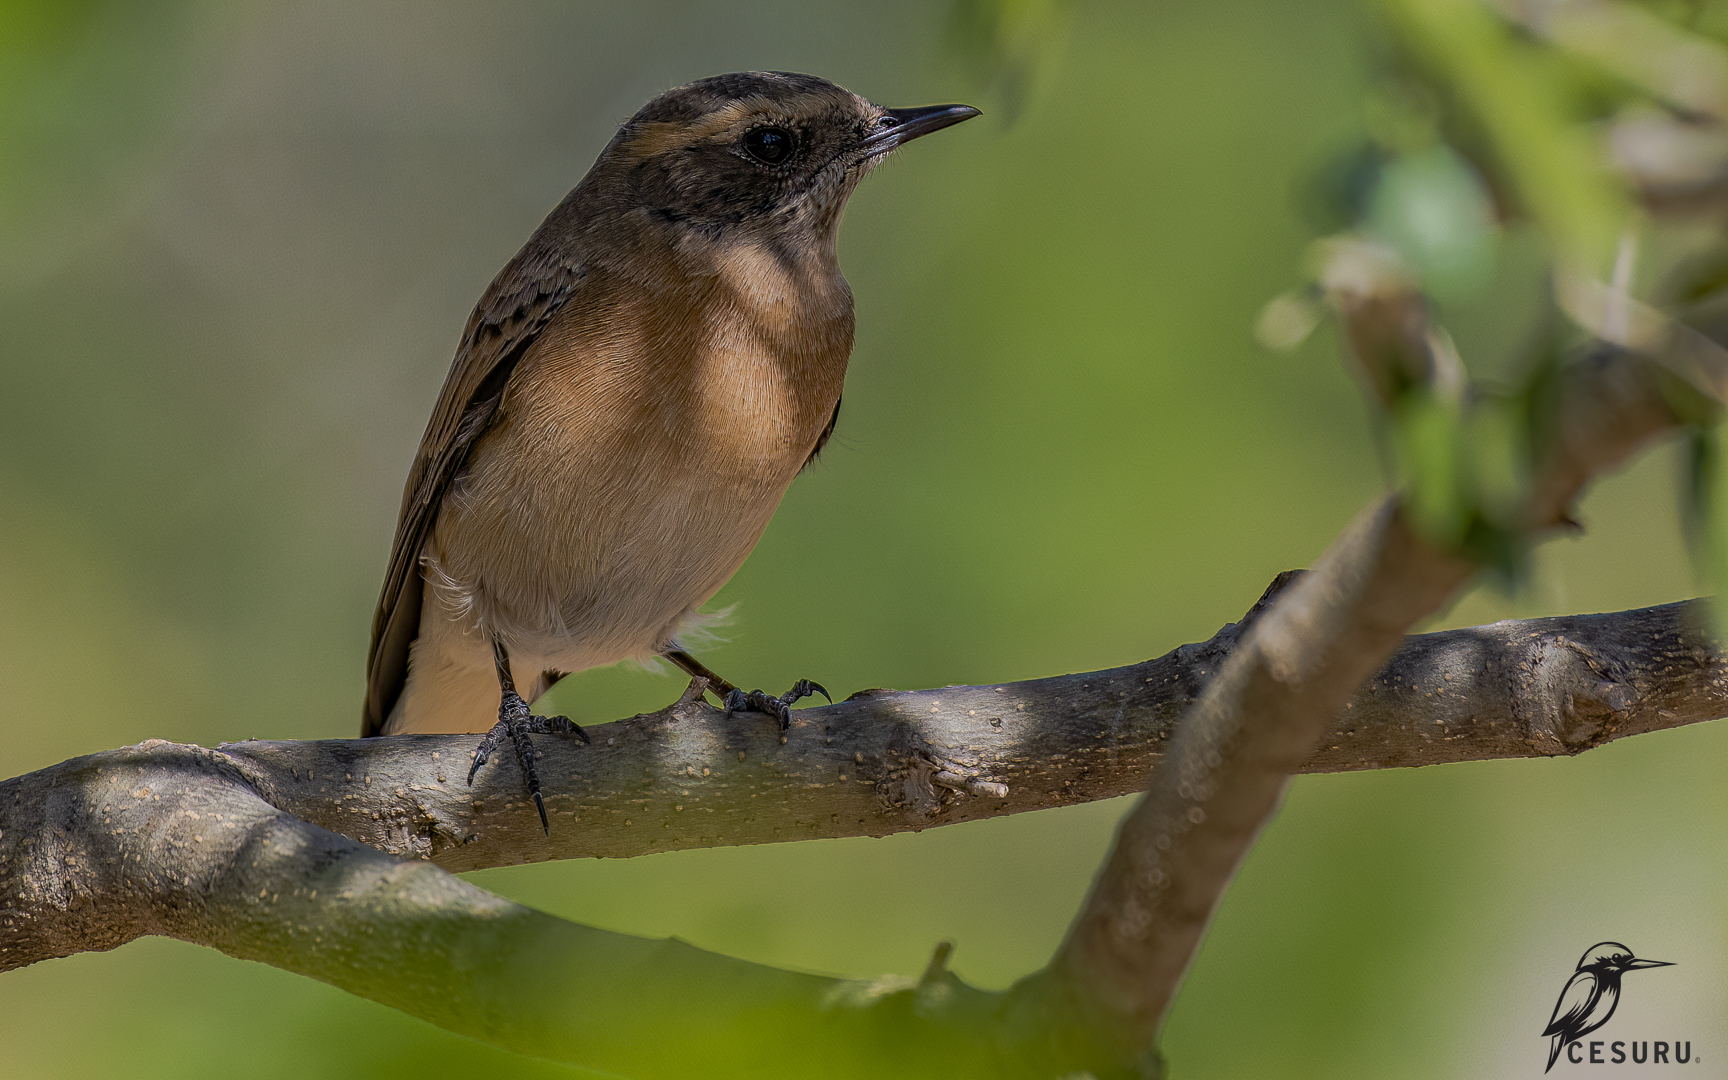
[
  {"left": 1010, "top": 273, "right": 1710, "bottom": 1070},
  {"left": 2, "top": 593, "right": 1719, "bottom": 968},
  {"left": 0, "top": 342, "right": 1716, "bottom": 1079}
]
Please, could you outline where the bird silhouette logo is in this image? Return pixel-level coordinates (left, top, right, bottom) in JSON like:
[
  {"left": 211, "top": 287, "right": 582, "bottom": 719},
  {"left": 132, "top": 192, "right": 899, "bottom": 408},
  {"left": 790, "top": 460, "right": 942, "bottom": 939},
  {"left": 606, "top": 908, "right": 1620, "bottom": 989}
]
[{"left": 1542, "top": 942, "right": 1673, "bottom": 1072}]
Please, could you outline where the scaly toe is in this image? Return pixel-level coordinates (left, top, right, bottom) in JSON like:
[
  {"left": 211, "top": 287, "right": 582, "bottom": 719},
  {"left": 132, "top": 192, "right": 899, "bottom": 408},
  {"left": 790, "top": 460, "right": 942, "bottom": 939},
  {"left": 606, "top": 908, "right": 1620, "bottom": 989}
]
[
  {"left": 467, "top": 720, "right": 512, "bottom": 785},
  {"left": 526, "top": 713, "right": 590, "bottom": 743}
]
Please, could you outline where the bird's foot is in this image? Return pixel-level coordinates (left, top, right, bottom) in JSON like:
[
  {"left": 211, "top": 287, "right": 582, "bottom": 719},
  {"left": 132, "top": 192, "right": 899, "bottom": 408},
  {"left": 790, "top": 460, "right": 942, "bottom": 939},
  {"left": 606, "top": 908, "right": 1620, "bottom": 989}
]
[
  {"left": 467, "top": 690, "right": 589, "bottom": 834},
  {"left": 721, "top": 678, "right": 831, "bottom": 730}
]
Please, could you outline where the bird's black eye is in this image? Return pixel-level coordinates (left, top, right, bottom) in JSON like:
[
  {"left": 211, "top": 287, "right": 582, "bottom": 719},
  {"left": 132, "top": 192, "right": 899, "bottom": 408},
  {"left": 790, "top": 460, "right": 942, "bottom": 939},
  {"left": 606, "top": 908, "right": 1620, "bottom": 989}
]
[{"left": 742, "top": 127, "right": 793, "bottom": 165}]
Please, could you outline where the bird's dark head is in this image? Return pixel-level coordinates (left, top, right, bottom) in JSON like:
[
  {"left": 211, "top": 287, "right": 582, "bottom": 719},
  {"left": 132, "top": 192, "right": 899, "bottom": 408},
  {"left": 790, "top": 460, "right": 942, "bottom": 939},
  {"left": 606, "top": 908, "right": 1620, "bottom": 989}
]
[
  {"left": 595, "top": 71, "right": 978, "bottom": 240},
  {"left": 1576, "top": 942, "right": 1673, "bottom": 975}
]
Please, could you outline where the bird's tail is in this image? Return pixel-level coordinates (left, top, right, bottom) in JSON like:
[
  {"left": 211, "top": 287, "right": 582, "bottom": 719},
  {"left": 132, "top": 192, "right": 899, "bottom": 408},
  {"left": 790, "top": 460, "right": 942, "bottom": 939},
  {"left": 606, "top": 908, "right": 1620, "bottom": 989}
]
[{"left": 1547, "top": 1034, "right": 1565, "bottom": 1073}]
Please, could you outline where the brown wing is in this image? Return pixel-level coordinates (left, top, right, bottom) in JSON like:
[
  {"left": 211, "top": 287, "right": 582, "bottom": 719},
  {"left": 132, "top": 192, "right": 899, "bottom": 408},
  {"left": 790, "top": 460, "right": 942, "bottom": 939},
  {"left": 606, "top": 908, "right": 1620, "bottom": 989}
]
[{"left": 362, "top": 247, "right": 586, "bottom": 736}]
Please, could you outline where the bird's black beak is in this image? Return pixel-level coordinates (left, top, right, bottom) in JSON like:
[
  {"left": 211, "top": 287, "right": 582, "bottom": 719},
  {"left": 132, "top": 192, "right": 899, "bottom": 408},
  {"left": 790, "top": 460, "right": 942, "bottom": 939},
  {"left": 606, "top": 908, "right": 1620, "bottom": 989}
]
[
  {"left": 1623, "top": 958, "right": 1674, "bottom": 970},
  {"left": 861, "top": 104, "right": 981, "bottom": 155}
]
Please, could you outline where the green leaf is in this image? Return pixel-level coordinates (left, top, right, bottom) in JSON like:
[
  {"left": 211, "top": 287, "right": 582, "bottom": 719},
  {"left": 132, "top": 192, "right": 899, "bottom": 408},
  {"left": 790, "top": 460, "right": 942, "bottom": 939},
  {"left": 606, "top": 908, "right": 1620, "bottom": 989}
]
[
  {"left": 1462, "top": 390, "right": 1530, "bottom": 530},
  {"left": 1374, "top": 0, "right": 1630, "bottom": 275},
  {"left": 1684, "top": 422, "right": 1728, "bottom": 641},
  {"left": 1460, "top": 391, "right": 1532, "bottom": 584},
  {"left": 1392, "top": 381, "right": 1535, "bottom": 568},
  {"left": 1365, "top": 144, "right": 1500, "bottom": 303},
  {"left": 945, "top": 0, "right": 1072, "bottom": 120},
  {"left": 1394, "top": 387, "right": 1472, "bottom": 546}
]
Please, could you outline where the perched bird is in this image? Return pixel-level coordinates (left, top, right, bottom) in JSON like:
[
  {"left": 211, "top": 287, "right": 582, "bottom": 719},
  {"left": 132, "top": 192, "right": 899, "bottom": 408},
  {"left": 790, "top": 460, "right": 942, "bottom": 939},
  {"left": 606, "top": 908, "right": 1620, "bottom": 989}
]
[
  {"left": 362, "top": 72, "right": 978, "bottom": 829},
  {"left": 1542, "top": 941, "right": 1673, "bottom": 1072}
]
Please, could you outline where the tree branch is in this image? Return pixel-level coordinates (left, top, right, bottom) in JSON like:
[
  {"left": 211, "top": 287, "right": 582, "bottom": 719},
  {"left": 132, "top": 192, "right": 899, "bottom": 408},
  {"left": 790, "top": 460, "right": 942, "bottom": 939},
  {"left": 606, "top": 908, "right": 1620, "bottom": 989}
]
[
  {"left": 0, "top": 587, "right": 1719, "bottom": 1080},
  {"left": 0, "top": 737, "right": 1017, "bottom": 1077},
  {"left": 1014, "top": 287, "right": 1698, "bottom": 1072},
  {"left": 0, "top": 316, "right": 1717, "bottom": 1078},
  {"left": 0, "top": 592, "right": 1713, "bottom": 895}
]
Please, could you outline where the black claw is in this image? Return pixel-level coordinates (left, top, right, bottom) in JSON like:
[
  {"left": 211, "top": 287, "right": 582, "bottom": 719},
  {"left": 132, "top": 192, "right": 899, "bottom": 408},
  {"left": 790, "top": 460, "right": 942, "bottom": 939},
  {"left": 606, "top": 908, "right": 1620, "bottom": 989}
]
[
  {"left": 526, "top": 713, "right": 590, "bottom": 742},
  {"left": 466, "top": 690, "right": 586, "bottom": 831},
  {"left": 794, "top": 679, "right": 831, "bottom": 704},
  {"left": 723, "top": 687, "right": 786, "bottom": 727},
  {"left": 720, "top": 679, "right": 830, "bottom": 731},
  {"left": 467, "top": 722, "right": 510, "bottom": 784}
]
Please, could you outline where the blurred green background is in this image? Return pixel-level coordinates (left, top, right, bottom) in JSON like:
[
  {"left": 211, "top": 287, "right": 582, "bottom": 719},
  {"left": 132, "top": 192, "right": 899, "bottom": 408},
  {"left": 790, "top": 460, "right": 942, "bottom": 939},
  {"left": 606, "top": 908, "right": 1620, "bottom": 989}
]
[{"left": 1, "top": 0, "right": 1723, "bottom": 1076}]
